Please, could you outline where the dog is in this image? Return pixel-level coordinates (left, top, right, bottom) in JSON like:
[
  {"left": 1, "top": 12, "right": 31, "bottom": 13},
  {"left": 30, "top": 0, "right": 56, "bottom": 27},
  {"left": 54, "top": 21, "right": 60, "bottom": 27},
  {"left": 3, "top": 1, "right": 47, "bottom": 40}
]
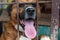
[
  {"left": 0, "top": 0, "right": 41, "bottom": 40},
  {"left": 0, "top": 1, "right": 40, "bottom": 40}
]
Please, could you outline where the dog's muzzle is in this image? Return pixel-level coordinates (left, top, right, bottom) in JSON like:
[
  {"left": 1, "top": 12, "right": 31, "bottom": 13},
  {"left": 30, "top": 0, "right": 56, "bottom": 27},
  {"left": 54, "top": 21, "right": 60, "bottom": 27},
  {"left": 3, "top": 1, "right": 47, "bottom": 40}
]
[
  {"left": 25, "top": 6, "right": 36, "bottom": 20},
  {"left": 19, "top": 6, "right": 36, "bottom": 20},
  {"left": 18, "top": 6, "right": 37, "bottom": 39}
]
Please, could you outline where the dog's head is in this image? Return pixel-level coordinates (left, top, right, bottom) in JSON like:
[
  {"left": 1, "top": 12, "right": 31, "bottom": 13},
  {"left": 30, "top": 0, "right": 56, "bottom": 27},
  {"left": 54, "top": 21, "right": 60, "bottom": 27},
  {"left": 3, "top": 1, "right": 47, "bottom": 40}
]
[
  {"left": 7, "top": 3, "right": 36, "bottom": 30},
  {"left": 7, "top": 3, "right": 36, "bottom": 22}
]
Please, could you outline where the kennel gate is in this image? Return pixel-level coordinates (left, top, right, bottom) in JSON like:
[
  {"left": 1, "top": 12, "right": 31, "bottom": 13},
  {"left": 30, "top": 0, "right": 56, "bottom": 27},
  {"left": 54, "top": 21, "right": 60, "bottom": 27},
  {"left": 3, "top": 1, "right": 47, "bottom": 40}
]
[{"left": 0, "top": 0, "right": 60, "bottom": 40}]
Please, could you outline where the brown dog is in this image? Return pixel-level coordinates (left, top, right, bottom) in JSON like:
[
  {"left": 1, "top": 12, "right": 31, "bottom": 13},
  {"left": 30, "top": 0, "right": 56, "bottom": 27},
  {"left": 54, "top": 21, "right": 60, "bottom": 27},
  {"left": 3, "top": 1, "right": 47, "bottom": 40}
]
[{"left": 0, "top": 0, "right": 41, "bottom": 40}]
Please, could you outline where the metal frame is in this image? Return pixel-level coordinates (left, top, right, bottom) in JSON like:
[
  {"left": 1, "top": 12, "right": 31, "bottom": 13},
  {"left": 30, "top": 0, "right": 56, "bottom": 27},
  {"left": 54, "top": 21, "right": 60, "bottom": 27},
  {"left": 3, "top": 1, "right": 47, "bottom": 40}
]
[
  {"left": 36, "top": 0, "right": 39, "bottom": 40},
  {"left": 51, "top": 0, "right": 59, "bottom": 40},
  {"left": 0, "top": 0, "right": 60, "bottom": 40}
]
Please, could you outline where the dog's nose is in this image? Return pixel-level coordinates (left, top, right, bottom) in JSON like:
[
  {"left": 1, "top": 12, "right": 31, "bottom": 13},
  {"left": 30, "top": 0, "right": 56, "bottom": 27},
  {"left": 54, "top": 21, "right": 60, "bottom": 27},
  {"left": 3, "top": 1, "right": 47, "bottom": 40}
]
[{"left": 27, "top": 8, "right": 35, "bottom": 16}]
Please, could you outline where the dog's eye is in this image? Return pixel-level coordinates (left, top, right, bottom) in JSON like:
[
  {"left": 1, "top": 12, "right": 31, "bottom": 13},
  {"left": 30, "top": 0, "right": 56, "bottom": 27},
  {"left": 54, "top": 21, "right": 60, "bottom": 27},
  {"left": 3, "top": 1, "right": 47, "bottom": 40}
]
[{"left": 19, "top": 4, "right": 25, "bottom": 7}]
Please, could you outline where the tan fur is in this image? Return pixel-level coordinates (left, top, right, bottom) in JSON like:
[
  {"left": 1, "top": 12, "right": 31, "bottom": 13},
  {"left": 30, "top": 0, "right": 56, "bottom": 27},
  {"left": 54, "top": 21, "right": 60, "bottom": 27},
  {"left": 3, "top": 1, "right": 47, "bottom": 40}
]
[
  {"left": 0, "top": 22, "right": 17, "bottom": 40},
  {"left": 0, "top": 21, "right": 24, "bottom": 40}
]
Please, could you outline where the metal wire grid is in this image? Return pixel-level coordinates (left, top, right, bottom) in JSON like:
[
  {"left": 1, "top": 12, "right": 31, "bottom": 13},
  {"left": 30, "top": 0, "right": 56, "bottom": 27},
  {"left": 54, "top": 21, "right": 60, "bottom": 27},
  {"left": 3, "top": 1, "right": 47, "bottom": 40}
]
[
  {"left": 0, "top": 0, "right": 60, "bottom": 40},
  {"left": 0, "top": 0, "right": 38, "bottom": 40}
]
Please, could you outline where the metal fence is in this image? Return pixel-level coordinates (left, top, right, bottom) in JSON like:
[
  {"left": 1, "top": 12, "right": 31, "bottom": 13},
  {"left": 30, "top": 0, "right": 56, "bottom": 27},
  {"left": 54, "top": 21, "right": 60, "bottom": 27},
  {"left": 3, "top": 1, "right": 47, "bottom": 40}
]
[{"left": 0, "top": 0, "right": 60, "bottom": 40}]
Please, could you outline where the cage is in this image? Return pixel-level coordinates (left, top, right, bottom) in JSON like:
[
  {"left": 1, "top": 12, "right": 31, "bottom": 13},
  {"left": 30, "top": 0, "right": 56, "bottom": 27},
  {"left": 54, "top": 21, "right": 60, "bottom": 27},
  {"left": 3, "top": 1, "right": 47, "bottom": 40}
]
[{"left": 0, "top": 0, "right": 60, "bottom": 40}]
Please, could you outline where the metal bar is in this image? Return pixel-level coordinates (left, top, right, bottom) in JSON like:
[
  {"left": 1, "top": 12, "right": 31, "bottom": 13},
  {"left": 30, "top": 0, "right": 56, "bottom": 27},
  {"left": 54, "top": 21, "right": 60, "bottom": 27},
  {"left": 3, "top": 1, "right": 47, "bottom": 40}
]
[
  {"left": 38, "top": 1, "right": 52, "bottom": 3},
  {"left": 36, "top": 0, "right": 39, "bottom": 40},
  {"left": 51, "top": 0, "right": 59, "bottom": 40},
  {"left": 19, "top": 2, "right": 36, "bottom": 4},
  {"left": 0, "top": 2, "right": 16, "bottom": 4},
  {"left": 0, "top": 1, "right": 52, "bottom": 5},
  {"left": 16, "top": 0, "right": 20, "bottom": 40}
]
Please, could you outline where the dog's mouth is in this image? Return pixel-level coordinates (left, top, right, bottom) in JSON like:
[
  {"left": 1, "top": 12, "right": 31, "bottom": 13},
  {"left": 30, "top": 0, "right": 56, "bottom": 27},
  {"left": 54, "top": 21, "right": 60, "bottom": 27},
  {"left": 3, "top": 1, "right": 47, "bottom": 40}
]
[
  {"left": 25, "top": 18, "right": 35, "bottom": 21},
  {"left": 15, "top": 6, "right": 37, "bottom": 39},
  {"left": 18, "top": 14, "right": 37, "bottom": 39}
]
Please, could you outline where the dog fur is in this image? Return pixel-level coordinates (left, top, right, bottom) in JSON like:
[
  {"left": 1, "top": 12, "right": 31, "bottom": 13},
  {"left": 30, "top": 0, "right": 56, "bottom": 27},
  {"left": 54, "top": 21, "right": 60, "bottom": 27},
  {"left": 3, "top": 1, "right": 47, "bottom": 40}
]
[{"left": 0, "top": 0, "right": 41, "bottom": 40}]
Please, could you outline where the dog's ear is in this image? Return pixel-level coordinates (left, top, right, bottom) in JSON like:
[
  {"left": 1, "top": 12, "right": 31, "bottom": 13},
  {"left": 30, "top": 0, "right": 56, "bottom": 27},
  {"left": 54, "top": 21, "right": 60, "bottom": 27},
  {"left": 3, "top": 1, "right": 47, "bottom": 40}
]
[
  {"left": 7, "top": 0, "right": 15, "bottom": 16},
  {"left": 7, "top": 4, "right": 13, "bottom": 16}
]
